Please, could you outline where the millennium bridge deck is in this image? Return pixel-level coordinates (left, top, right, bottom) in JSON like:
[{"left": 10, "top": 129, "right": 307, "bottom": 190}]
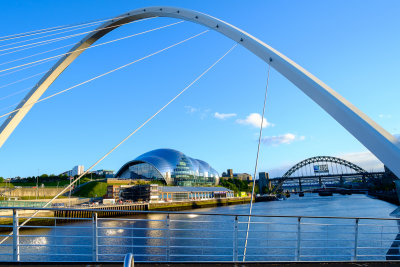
[{"left": 0, "top": 207, "right": 399, "bottom": 264}]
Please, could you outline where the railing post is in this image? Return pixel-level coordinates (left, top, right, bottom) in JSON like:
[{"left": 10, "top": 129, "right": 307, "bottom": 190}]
[
  {"left": 166, "top": 214, "right": 170, "bottom": 262},
  {"left": 353, "top": 218, "right": 359, "bottom": 261},
  {"left": 124, "top": 253, "right": 134, "bottom": 267},
  {"left": 295, "top": 217, "right": 301, "bottom": 261},
  {"left": 92, "top": 212, "right": 98, "bottom": 262},
  {"left": 12, "top": 209, "right": 19, "bottom": 262},
  {"left": 233, "top": 216, "right": 238, "bottom": 262}
]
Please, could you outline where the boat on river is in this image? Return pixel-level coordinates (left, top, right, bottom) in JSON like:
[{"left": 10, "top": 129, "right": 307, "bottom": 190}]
[{"left": 318, "top": 191, "right": 333, "bottom": 196}]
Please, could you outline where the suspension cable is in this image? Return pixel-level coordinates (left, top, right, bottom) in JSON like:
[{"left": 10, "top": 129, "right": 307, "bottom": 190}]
[
  {"left": 0, "top": 22, "right": 181, "bottom": 104},
  {"left": 0, "top": 43, "right": 75, "bottom": 67},
  {"left": 0, "top": 14, "right": 131, "bottom": 42},
  {"left": 0, "top": 21, "right": 185, "bottom": 106},
  {"left": 0, "top": 19, "right": 106, "bottom": 49},
  {"left": 0, "top": 102, "right": 19, "bottom": 112},
  {"left": 0, "top": 20, "right": 182, "bottom": 81},
  {"left": 0, "top": 87, "right": 31, "bottom": 102},
  {"left": 243, "top": 59, "right": 272, "bottom": 262},
  {"left": 0, "top": 42, "right": 237, "bottom": 245},
  {"left": 0, "top": 30, "right": 209, "bottom": 120},
  {"left": 0, "top": 20, "right": 183, "bottom": 75},
  {"left": 0, "top": 18, "right": 154, "bottom": 56},
  {"left": 0, "top": 71, "right": 47, "bottom": 90},
  {"left": 0, "top": 58, "right": 55, "bottom": 78}
]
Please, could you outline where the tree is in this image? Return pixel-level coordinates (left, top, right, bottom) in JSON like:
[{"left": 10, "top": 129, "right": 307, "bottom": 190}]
[{"left": 0, "top": 177, "right": 4, "bottom": 183}]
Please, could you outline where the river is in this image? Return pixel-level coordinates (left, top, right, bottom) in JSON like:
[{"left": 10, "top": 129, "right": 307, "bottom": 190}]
[{"left": 0, "top": 193, "right": 399, "bottom": 262}]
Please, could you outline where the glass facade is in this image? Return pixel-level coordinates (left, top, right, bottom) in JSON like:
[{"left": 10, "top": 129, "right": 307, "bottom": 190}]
[
  {"left": 121, "top": 185, "right": 234, "bottom": 202},
  {"left": 115, "top": 148, "right": 220, "bottom": 186},
  {"left": 128, "top": 163, "right": 164, "bottom": 181}
]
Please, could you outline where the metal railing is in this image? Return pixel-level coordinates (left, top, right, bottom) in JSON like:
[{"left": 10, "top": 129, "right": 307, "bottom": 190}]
[
  {"left": 0, "top": 206, "right": 399, "bottom": 262},
  {"left": 0, "top": 201, "right": 45, "bottom": 208}
]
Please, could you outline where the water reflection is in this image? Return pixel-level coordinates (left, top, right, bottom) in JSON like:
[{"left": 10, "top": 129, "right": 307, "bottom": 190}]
[{"left": 0, "top": 194, "right": 397, "bottom": 262}]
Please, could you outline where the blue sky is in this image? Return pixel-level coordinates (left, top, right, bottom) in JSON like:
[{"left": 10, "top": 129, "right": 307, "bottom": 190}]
[{"left": 0, "top": 0, "right": 399, "bottom": 178}]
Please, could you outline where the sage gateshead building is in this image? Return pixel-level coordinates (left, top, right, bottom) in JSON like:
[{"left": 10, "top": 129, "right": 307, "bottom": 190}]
[{"left": 115, "top": 148, "right": 220, "bottom": 186}]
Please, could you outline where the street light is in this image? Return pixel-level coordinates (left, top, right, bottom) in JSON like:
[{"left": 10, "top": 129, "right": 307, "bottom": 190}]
[
  {"left": 36, "top": 171, "right": 39, "bottom": 200},
  {"left": 69, "top": 176, "right": 73, "bottom": 207}
]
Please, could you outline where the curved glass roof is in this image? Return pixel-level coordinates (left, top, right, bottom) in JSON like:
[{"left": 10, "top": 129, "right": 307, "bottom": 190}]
[{"left": 115, "top": 148, "right": 219, "bottom": 185}]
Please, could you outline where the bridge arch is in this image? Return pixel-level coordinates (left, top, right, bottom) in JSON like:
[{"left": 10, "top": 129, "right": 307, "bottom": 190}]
[
  {"left": 272, "top": 156, "right": 371, "bottom": 192},
  {"left": 283, "top": 156, "right": 368, "bottom": 179},
  {"left": 1, "top": 6, "right": 400, "bottom": 178}
]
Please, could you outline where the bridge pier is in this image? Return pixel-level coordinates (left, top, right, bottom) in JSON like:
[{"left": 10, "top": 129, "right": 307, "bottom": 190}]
[
  {"left": 340, "top": 176, "right": 344, "bottom": 187},
  {"left": 298, "top": 178, "right": 303, "bottom": 192},
  {"left": 318, "top": 176, "right": 322, "bottom": 187},
  {"left": 362, "top": 175, "right": 366, "bottom": 184}
]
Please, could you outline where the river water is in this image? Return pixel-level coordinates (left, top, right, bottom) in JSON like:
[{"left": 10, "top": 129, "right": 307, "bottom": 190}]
[{"left": 1, "top": 194, "right": 399, "bottom": 262}]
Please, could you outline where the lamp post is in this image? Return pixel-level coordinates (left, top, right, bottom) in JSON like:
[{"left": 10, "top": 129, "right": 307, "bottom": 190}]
[
  {"left": 69, "top": 176, "right": 72, "bottom": 207},
  {"left": 36, "top": 169, "right": 39, "bottom": 200}
]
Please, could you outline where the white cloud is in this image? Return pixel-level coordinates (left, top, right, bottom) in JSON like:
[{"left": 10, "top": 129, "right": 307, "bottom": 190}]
[
  {"left": 184, "top": 106, "right": 211, "bottom": 120},
  {"left": 236, "top": 113, "right": 274, "bottom": 128},
  {"left": 379, "top": 114, "right": 392, "bottom": 119},
  {"left": 214, "top": 112, "right": 237, "bottom": 120},
  {"left": 336, "top": 151, "right": 384, "bottom": 172},
  {"left": 261, "top": 133, "right": 305, "bottom": 146},
  {"left": 264, "top": 164, "right": 294, "bottom": 178},
  {"left": 185, "top": 105, "right": 198, "bottom": 113}
]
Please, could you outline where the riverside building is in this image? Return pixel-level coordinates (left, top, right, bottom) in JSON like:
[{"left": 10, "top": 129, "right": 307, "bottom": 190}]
[
  {"left": 115, "top": 148, "right": 220, "bottom": 186},
  {"left": 120, "top": 184, "right": 234, "bottom": 202}
]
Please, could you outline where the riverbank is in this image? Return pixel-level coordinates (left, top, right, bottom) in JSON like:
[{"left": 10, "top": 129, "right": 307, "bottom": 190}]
[
  {"left": 0, "top": 209, "right": 54, "bottom": 228},
  {"left": 149, "top": 197, "right": 251, "bottom": 211},
  {"left": 0, "top": 197, "right": 252, "bottom": 226},
  {"left": 368, "top": 191, "right": 399, "bottom": 205}
]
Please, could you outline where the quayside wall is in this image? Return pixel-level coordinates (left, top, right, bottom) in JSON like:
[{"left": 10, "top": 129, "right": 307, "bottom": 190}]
[
  {"left": 54, "top": 198, "right": 252, "bottom": 218},
  {"left": 148, "top": 197, "right": 251, "bottom": 211},
  {"left": 3, "top": 188, "right": 65, "bottom": 198},
  {"left": 54, "top": 203, "right": 148, "bottom": 219},
  {"left": 0, "top": 197, "right": 252, "bottom": 224}
]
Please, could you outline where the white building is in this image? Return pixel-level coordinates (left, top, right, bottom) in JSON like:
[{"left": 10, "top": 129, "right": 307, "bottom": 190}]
[{"left": 71, "top": 165, "right": 84, "bottom": 176}]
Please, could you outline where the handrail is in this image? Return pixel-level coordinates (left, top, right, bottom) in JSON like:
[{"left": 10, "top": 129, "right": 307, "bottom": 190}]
[
  {"left": 0, "top": 207, "right": 398, "bottom": 263},
  {"left": 124, "top": 253, "right": 134, "bottom": 267},
  {"left": 0, "top": 206, "right": 399, "bottom": 221}
]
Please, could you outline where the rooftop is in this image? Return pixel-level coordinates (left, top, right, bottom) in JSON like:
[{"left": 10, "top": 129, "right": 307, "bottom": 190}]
[{"left": 158, "top": 186, "right": 232, "bottom": 193}]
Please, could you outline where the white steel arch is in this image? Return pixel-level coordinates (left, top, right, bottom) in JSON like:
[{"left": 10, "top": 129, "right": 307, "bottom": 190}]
[{"left": 1, "top": 6, "right": 399, "bottom": 178}]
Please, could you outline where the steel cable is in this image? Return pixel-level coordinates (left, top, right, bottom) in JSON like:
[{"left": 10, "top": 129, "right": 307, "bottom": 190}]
[
  {"left": 0, "top": 20, "right": 182, "bottom": 86},
  {"left": 0, "top": 20, "right": 106, "bottom": 49},
  {"left": 0, "top": 71, "right": 48, "bottom": 90},
  {"left": 0, "top": 18, "right": 154, "bottom": 58},
  {"left": 243, "top": 61, "right": 272, "bottom": 262},
  {"left": 0, "top": 20, "right": 183, "bottom": 74},
  {"left": 0, "top": 14, "right": 131, "bottom": 42},
  {"left": 0, "top": 30, "right": 209, "bottom": 120},
  {"left": 0, "top": 58, "right": 55, "bottom": 78},
  {"left": 0, "top": 41, "right": 237, "bottom": 245}
]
